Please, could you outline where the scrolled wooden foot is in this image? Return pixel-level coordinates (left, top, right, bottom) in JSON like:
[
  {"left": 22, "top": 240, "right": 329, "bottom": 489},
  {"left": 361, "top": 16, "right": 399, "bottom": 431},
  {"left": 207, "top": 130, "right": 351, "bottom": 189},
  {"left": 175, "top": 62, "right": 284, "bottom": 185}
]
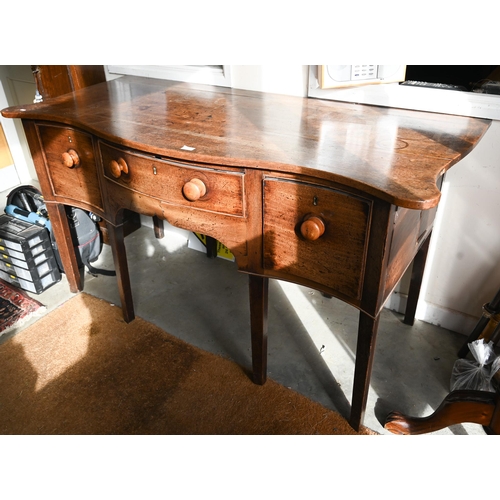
[
  {"left": 384, "top": 390, "right": 498, "bottom": 435},
  {"left": 384, "top": 411, "right": 422, "bottom": 435}
]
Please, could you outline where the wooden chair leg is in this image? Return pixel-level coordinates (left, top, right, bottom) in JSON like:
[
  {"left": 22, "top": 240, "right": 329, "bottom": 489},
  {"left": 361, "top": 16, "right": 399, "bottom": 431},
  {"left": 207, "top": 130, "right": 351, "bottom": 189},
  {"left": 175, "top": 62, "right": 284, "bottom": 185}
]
[
  {"left": 457, "top": 286, "right": 500, "bottom": 358},
  {"left": 384, "top": 389, "right": 499, "bottom": 435},
  {"left": 249, "top": 275, "right": 269, "bottom": 385}
]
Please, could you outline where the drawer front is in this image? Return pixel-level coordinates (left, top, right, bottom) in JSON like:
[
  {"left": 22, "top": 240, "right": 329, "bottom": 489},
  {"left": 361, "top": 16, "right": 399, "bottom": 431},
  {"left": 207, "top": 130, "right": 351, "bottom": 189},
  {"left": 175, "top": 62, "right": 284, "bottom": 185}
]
[
  {"left": 99, "top": 143, "right": 245, "bottom": 217},
  {"left": 263, "top": 178, "right": 371, "bottom": 300},
  {"left": 37, "top": 124, "right": 103, "bottom": 210}
]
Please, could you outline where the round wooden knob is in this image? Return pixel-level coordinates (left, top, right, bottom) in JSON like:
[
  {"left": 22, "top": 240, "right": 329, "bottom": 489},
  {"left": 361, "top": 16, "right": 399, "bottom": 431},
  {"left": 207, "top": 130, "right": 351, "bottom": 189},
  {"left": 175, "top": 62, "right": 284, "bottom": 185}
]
[
  {"left": 182, "top": 178, "right": 207, "bottom": 201},
  {"left": 300, "top": 215, "right": 325, "bottom": 241},
  {"left": 61, "top": 149, "right": 80, "bottom": 168},
  {"left": 110, "top": 158, "right": 129, "bottom": 178}
]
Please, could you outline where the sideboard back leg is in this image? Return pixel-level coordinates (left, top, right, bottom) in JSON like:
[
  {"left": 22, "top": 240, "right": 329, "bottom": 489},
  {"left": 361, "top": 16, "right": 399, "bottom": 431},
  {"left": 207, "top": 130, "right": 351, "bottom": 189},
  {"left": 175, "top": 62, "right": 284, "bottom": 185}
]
[
  {"left": 249, "top": 275, "right": 269, "bottom": 385},
  {"left": 46, "top": 203, "right": 82, "bottom": 293},
  {"left": 107, "top": 222, "right": 135, "bottom": 323},
  {"left": 152, "top": 215, "right": 164, "bottom": 239},
  {"left": 403, "top": 231, "right": 432, "bottom": 326}
]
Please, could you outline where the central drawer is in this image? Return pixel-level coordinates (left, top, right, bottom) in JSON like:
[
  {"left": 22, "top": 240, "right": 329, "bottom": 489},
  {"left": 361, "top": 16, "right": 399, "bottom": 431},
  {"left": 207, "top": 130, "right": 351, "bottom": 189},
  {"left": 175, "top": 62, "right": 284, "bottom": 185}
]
[
  {"left": 99, "top": 142, "right": 245, "bottom": 217},
  {"left": 263, "top": 177, "right": 372, "bottom": 300}
]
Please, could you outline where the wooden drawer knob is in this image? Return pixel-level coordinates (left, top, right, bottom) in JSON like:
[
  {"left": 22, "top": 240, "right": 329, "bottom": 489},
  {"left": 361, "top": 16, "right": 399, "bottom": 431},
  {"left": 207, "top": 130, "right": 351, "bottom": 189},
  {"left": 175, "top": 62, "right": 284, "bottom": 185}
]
[
  {"left": 300, "top": 215, "right": 326, "bottom": 241},
  {"left": 183, "top": 178, "right": 207, "bottom": 201},
  {"left": 110, "top": 158, "right": 129, "bottom": 178},
  {"left": 62, "top": 149, "right": 80, "bottom": 168}
]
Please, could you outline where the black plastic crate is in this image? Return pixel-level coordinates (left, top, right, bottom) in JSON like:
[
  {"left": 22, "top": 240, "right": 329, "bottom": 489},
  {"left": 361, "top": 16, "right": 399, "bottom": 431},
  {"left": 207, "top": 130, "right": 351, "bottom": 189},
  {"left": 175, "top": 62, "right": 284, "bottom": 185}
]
[
  {"left": 0, "top": 214, "right": 52, "bottom": 256},
  {"left": 0, "top": 254, "right": 59, "bottom": 284},
  {"left": 0, "top": 268, "right": 60, "bottom": 294},
  {"left": 0, "top": 248, "right": 55, "bottom": 270},
  {"left": 0, "top": 214, "right": 61, "bottom": 294}
]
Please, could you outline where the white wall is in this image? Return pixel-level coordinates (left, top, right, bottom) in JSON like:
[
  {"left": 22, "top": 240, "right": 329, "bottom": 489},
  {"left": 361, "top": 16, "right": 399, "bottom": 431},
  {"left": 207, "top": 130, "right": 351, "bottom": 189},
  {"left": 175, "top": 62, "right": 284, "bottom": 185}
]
[
  {"left": 0, "top": 65, "right": 37, "bottom": 189},
  {"left": 105, "top": 65, "right": 310, "bottom": 97},
  {"left": 414, "top": 122, "right": 500, "bottom": 333},
  {"left": 229, "top": 65, "right": 309, "bottom": 97}
]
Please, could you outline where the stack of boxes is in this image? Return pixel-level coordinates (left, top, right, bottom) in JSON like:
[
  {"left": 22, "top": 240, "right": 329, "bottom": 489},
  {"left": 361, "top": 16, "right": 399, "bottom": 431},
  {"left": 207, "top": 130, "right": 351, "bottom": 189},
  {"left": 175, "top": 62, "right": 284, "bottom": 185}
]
[{"left": 0, "top": 214, "right": 61, "bottom": 294}]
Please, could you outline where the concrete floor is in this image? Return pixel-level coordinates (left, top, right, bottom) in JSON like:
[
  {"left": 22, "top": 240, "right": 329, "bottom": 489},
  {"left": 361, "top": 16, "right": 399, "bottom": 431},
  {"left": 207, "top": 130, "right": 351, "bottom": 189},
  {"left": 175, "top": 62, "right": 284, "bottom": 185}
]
[{"left": 0, "top": 186, "right": 491, "bottom": 435}]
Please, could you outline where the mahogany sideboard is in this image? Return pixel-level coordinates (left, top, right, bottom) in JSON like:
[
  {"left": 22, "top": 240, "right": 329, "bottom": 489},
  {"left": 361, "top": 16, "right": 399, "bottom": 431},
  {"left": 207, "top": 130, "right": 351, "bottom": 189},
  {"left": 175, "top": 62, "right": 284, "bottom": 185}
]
[{"left": 1, "top": 76, "right": 490, "bottom": 431}]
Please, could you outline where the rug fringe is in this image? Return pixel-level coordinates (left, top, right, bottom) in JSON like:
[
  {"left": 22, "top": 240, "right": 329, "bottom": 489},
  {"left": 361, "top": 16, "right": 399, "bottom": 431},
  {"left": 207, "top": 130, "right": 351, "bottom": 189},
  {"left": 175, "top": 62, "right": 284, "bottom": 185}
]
[{"left": 0, "top": 305, "right": 47, "bottom": 338}]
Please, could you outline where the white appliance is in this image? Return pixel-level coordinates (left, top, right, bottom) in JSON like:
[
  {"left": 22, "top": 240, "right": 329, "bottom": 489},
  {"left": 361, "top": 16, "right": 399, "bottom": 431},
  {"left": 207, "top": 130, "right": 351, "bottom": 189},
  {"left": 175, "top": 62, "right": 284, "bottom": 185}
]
[{"left": 319, "top": 65, "right": 406, "bottom": 89}]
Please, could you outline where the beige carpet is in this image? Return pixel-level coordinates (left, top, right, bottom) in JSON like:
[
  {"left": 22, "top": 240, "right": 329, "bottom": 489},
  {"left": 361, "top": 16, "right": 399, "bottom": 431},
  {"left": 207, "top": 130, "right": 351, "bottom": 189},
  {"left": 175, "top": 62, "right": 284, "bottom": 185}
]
[{"left": 0, "top": 292, "right": 376, "bottom": 435}]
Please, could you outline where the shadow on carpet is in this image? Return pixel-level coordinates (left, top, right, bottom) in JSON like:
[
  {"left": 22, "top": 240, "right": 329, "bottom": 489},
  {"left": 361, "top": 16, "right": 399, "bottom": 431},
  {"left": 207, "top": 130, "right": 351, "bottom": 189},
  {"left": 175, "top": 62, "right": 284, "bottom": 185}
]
[{"left": 0, "top": 292, "right": 377, "bottom": 435}]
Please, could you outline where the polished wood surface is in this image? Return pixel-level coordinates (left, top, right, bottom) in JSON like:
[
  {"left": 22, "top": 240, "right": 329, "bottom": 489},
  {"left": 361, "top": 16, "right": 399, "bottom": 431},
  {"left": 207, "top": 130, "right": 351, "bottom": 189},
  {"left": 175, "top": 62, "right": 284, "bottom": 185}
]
[
  {"left": 3, "top": 76, "right": 489, "bottom": 210},
  {"left": 263, "top": 178, "right": 370, "bottom": 300},
  {"left": 2, "top": 76, "right": 490, "bottom": 431},
  {"left": 385, "top": 389, "right": 500, "bottom": 435}
]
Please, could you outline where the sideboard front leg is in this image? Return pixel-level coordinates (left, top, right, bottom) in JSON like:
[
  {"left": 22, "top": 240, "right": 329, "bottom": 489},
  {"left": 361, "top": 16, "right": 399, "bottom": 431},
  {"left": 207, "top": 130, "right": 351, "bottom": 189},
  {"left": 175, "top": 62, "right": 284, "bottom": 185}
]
[
  {"left": 249, "top": 275, "right": 269, "bottom": 385},
  {"left": 107, "top": 222, "right": 135, "bottom": 323},
  {"left": 350, "top": 312, "right": 380, "bottom": 431}
]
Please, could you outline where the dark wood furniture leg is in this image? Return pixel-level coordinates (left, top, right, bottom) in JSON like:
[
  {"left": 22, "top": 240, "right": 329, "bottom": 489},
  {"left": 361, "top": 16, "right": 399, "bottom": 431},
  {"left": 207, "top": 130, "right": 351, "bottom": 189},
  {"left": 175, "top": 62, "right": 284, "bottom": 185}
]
[
  {"left": 45, "top": 203, "right": 82, "bottom": 293},
  {"left": 205, "top": 236, "right": 218, "bottom": 259},
  {"left": 249, "top": 275, "right": 269, "bottom": 385},
  {"left": 385, "top": 389, "right": 500, "bottom": 435},
  {"left": 349, "top": 312, "right": 381, "bottom": 430},
  {"left": 403, "top": 231, "right": 432, "bottom": 326},
  {"left": 107, "top": 221, "right": 135, "bottom": 323},
  {"left": 457, "top": 286, "right": 500, "bottom": 358},
  {"left": 153, "top": 215, "right": 164, "bottom": 239}
]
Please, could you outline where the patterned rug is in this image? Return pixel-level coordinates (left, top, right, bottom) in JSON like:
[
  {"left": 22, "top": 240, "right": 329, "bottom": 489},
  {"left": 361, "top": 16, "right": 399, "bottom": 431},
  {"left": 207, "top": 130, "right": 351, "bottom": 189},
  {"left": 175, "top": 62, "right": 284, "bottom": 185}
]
[{"left": 0, "top": 279, "right": 45, "bottom": 336}]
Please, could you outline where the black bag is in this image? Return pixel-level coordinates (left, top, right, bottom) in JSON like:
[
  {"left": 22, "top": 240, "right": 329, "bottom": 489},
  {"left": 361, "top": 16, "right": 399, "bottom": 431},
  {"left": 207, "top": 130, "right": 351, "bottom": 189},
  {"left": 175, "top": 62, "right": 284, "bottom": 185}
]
[
  {"left": 5, "top": 185, "right": 115, "bottom": 277},
  {"left": 51, "top": 207, "right": 116, "bottom": 277}
]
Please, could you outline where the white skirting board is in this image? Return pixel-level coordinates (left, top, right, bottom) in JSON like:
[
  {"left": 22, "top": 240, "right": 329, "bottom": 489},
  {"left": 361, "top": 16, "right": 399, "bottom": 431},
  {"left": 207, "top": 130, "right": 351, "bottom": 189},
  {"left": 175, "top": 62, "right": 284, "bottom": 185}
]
[{"left": 384, "top": 291, "right": 478, "bottom": 336}]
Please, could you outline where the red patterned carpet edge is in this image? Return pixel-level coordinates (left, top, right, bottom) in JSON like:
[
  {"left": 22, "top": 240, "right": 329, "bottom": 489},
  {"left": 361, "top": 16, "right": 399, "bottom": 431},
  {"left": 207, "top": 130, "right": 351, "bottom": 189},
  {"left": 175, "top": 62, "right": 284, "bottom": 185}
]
[{"left": 0, "top": 279, "right": 46, "bottom": 336}]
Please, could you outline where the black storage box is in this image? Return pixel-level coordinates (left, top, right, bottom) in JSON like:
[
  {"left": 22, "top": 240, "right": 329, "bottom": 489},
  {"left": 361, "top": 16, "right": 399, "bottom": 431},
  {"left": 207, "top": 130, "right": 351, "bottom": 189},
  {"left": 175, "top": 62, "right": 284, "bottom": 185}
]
[{"left": 0, "top": 214, "right": 61, "bottom": 294}]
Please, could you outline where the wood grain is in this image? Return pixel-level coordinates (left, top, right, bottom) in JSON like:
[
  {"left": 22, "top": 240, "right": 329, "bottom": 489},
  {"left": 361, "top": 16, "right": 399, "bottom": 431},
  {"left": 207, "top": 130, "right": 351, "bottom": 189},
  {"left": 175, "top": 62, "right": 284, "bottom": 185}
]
[
  {"left": 99, "top": 141, "right": 245, "bottom": 217},
  {"left": 2, "top": 76, "right": 490, "bottom": 210},
  {"left": 263, "top": 177, "right": 371, "bottom": 300},
  {"left": 36, "top": 124, "right": 104, "bottom": 213}
]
